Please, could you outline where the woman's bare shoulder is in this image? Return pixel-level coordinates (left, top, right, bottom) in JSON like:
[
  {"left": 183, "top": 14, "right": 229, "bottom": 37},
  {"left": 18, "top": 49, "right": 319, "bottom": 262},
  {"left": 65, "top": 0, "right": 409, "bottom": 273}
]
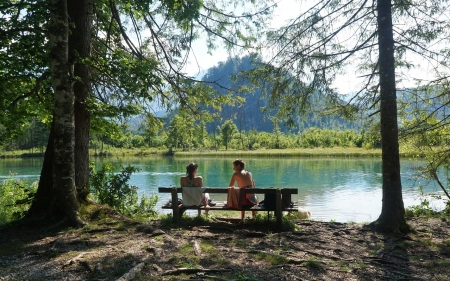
[{"left": 194, "top": 177, "right": 204, "bottom": 186}]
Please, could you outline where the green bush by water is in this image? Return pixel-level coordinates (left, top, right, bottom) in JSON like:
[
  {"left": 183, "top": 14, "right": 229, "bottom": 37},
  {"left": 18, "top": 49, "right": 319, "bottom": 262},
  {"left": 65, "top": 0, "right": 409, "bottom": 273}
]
[
  {"left": 0, "top": 176, "right": 37, "bottom": 226},
  {"left": 90, "top": 163, "right": 158, "bottom": 219},
  {"left": 405, "top": 199, "right": 447, "bottom": 218}
]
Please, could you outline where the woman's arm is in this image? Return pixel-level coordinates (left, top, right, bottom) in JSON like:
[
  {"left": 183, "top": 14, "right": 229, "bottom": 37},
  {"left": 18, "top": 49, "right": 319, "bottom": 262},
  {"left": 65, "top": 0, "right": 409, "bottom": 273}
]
[
  {"left": 195, "top": 176, "right": 204, "bottom": 187},
  {"left": 249, "top": 172, "right": 255, "bottom": 188}
]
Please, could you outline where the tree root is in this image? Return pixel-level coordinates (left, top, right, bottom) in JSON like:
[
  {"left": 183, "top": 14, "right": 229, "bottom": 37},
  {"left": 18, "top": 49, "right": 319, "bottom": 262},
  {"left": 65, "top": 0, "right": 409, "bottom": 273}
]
[
  {"left": 161, "top": 268, "right": 232, "bottom": 276},
  {"left": 116, "top": 261, "right": 146, "bottom": 281}
]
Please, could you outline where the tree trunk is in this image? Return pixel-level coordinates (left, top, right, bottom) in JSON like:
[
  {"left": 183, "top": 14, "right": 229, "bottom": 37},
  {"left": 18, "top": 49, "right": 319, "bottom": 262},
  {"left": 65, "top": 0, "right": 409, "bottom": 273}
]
[
  {"left": 68, "top": 0, "right": 93, "bottom": 201},
  {"left": 26, "top": 123, "right": 55, "bottom": 217},
  {"left": 49, "top": 0, "right": 84, "bottom": 227},
  {"left": 370, "top": 0, "right": 410, "bottom": 234}
]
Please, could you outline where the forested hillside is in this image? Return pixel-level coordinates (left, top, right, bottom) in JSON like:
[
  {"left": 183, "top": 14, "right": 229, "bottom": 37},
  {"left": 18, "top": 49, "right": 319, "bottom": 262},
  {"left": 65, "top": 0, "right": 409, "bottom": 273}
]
[{"left": 201, "top": 55, "right": 364, "bottom": 133}]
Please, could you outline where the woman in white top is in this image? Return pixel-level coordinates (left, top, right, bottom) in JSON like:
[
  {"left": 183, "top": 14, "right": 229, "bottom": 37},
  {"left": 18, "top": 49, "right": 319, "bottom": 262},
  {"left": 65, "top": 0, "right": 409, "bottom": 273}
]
[{"left": 180, "top": 162, "right": 210, "bottom": 216}]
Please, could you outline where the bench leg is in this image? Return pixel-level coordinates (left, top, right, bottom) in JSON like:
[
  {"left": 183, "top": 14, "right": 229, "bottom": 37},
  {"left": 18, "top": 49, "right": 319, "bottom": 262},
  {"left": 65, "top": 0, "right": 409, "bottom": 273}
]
[
  {"left": 171, "top": 187, "right": 180, "bottom": 222},
  {"left": 276, "top": 189, "right": 282, "bottom": 229}
]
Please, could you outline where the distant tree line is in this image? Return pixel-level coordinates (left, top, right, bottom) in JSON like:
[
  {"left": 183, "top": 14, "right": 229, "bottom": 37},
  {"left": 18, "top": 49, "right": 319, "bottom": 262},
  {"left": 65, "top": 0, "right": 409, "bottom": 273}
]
[{"left": 1, "top": 115, "right": 383, "bottom": 152}]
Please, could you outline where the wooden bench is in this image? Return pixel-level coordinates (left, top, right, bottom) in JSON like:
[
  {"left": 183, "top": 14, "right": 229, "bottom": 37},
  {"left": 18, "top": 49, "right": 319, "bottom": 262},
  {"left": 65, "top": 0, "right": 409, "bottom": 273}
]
[{"left": 158, "top": 187, "right": 298, "bottom": 228}]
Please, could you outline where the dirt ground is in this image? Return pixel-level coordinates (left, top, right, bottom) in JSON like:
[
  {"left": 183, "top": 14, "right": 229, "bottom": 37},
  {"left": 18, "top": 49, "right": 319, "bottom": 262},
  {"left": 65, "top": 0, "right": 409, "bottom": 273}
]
[{"left": 1, "top": 210, "right": 449, "bottom": 281}]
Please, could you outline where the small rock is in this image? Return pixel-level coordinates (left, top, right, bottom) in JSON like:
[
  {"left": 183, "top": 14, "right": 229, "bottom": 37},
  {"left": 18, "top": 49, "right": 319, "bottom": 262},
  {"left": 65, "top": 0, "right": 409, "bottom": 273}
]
[
  {"left": 136, "top": 225, "right": 154, "bottom": 234},
  {"left": 151, "top": 229, "right": 165, "bottom": 236},
  {"left": 152, "top": 264, "right": 163, "bottom": 272}
]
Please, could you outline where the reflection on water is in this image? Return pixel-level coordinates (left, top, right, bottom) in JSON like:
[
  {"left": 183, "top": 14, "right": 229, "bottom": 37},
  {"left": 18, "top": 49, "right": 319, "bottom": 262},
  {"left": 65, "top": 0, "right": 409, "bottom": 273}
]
[{"left": 1, "top": 156, "right": 446, "bottom": 222}]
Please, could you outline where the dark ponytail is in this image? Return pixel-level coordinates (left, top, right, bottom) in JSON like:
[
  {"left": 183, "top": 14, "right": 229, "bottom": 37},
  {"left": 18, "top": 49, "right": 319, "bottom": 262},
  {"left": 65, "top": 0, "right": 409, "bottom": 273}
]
[{"left": 186, "top": 162, "right": 198, "bottom": 180}]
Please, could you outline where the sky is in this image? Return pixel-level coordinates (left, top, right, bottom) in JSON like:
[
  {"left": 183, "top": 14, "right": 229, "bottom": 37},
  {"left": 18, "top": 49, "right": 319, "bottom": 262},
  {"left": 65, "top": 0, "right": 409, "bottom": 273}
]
[
  {"left": 182, "top": 0, "right": 360, "bottom": 94},
  {"left": 182, "top": 0, "right": 446, "bottom": 96},
  {"left": 181, "top": 2, "right": 299, "bottom": 73}
]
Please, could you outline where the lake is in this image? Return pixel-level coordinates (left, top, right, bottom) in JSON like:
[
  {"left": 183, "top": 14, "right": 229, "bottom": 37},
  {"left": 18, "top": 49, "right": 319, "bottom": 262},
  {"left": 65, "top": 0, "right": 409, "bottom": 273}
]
[{"left": 0, "top": 156, "right": 446, "bottom": 222}]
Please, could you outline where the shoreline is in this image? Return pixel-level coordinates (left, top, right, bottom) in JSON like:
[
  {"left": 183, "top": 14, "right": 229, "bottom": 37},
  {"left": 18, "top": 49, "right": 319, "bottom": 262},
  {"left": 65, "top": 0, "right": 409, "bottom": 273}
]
[{"left": 1, "top": 147, "right": 423, "bottom": 159}]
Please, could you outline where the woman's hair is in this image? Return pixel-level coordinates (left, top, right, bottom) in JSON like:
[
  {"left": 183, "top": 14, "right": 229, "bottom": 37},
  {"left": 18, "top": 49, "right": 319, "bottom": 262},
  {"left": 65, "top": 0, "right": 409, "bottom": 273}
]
[
  {"left": 186, "top": 162, "right": 198, "bottom": 179},
  {"left": 233, "top": 158, "right": 245, "bottom": 170}
]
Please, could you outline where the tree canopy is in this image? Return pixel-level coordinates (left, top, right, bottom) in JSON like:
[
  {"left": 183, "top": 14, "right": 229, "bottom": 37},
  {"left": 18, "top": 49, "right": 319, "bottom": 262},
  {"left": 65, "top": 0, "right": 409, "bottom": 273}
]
[{"left": 240, "top": 0, "right": 450, "bottom": 233}]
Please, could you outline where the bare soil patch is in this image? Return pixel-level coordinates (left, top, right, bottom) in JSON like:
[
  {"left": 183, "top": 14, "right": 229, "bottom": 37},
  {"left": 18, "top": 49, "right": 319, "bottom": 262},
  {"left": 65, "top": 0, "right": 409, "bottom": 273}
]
[{"left": 1, "top": 213, "right": 449, "bottom": 281}]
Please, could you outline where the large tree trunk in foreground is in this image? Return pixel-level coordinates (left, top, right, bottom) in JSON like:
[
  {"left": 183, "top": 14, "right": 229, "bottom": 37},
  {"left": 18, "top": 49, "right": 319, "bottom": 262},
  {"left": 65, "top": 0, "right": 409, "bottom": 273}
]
[
  {"left": 26, "top": 124, "right": 55, "bottom": 217},
  {"left": 68, "top": 0, "right": 93, "bottom": 201},
  {"left": 48, "top": 0, "right": 84, "bottom": 227},
  {"left": 370, "top": 0, "right": 410, "bottom": 234}
]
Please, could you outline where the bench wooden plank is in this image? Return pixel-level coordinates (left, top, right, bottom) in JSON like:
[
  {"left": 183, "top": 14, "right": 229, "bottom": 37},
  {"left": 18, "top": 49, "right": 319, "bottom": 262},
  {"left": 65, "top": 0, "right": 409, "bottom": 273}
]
[
  {"left": 161, "top": 201, "right": 299, "bottom": 212},
  {"left": 158, "top": 187, "right": 298, "bottom": 194}
]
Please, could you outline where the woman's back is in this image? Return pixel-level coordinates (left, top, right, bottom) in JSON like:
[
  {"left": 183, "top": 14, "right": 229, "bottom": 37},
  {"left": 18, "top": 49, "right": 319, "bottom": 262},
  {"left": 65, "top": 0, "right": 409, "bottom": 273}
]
[{"left": 180, "top": 176, "right": 203, "bottom": 187}]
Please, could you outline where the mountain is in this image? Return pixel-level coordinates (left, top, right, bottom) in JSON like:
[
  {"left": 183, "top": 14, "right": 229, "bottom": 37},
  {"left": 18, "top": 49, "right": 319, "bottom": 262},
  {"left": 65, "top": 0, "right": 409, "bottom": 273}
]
[{"left": 201, "top": 55, "right": 361, "bottom": 133}]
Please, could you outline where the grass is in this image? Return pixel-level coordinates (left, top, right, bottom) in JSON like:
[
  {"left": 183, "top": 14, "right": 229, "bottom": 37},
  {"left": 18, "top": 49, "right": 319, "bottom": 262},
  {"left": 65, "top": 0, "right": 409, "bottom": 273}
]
[
  {"left": 250, "top": 252, "right": 289, "bottom": 265},
  {"left": 110, "top": 254, "right": 136, "bottom": 277},
  {"left": 173, "top": 147, "right": 383, "bottom": 158},
  {"left": 1, "top": 147, "right": 386, "bottom": 159},
  {"left": 300, "top": 257, "right": 323, "bottom": 269},
  {"left": 2, "top": 145, "right": 431, "bottom": 159}
]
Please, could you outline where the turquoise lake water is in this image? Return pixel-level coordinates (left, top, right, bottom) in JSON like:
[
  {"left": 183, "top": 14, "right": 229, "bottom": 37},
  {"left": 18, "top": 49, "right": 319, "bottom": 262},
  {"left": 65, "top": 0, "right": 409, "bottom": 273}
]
[{"left": 1, "top": 156, "right": 446, "bottom": 222}]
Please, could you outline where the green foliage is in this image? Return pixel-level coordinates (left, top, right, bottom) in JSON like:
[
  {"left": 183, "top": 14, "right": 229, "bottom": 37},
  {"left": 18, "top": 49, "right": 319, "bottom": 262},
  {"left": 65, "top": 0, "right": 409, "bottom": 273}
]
[
  {"left": 134, "top": 193, "right": 159, "bottom": 220},
  {"left": 0, "top": 176, "right": 37, "bottom": 226},
  {"left": 442, "top": 201, "right": 450, "bottom": 217},
  {"left": 405, "top": 200, "right": 438, "bottom": 218},
  {"left": 249, "top": 213, "right": 298, "bottom": 232},
  {"left": 165, "top": 114, "right": 193, "bottom": 149},
  {"left": 298, "top": 127, "right": 362, "bottom": 148},
  {"left": 90, "top": 163, "right": 158, "bottom": 218},
  {"left": 219, "top": 119, "right": 238, "bottom": 150}
]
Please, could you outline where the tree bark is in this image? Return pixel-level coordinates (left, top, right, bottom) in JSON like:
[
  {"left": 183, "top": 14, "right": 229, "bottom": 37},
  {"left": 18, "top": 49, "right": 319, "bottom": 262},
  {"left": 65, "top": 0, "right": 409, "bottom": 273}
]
[
  {"left": 68, "top": 0, "right": 93, "bottom": 201},
  {"left": 49, "top": 0, "right": 84, "bottom": 227},
  {"left": 370, "top": 0, "right": 410, "bottom": 233},
  {"left": 26, "top": 123, "right": 55, "bottom": 217}
]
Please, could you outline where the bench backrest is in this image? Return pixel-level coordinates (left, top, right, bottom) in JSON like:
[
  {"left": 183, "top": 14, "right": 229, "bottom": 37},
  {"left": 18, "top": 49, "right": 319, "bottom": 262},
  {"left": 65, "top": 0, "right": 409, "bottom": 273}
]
[{"left": 158, "top": 187, "right": 298, "bottom": 195}]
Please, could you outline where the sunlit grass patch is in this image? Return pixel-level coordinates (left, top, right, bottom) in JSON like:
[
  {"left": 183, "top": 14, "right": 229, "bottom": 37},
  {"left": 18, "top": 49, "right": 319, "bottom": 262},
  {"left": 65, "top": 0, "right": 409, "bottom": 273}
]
[
  {"left": 233, "top": 273, "right": 259, "bottom": 281},
  {"left": 180, "top": 242, "right": 195, "bottom": 255},
  {"left": 202, "top": 252, "right": 229, "bottom": 266},
  {"left": 351, "top": 262, "right": 368, "bottom": 269},
  {"left": 300, "top": 257, "right": 323, "bottom": 269},
  {"left": 178, "top": 258, "right": 201, "bottom": 268},
  {"left": 107, "top": 253, "right": 135, "bottom": 277},
  {"left": 418, "top": 239, "right": 438, "bottom": 250},
  {"left": 159, "top": 213, "right": 213, "bottom": 227},
  {"left": 396, "top": 240, "right": 412, "bottom": 250},
  {"left": 200, "top": 241, "right": 215, "bottom": 252},
  {"left": 250, "top": 252, "right": 289, "bottom": 265},
  {"left": 330, "top": 260, "right": 352, "bottom": 271},
  {"left": 424, "top": 259, "right": 450, "bottom": 270},
  {"left": 441, "top": 238, "right": 450, "bottom": 251},
  {"left": 232, "top": 239, "right": 249, "bottom": 247},
  {"left": 409, "top": 255, "right": 421, "bottom": 261}
]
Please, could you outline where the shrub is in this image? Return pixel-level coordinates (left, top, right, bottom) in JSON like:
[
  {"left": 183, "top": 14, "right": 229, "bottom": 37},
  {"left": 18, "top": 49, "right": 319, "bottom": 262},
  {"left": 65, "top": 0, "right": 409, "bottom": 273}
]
[
  {"left": 405, "top": 200, "right": 437, "bottom": 218},
  {"left": 0, "top": 176, "right": 37, "bottom": 225},
  {"left": 90, "top": 163, "right": 158, "bottom": 219}
]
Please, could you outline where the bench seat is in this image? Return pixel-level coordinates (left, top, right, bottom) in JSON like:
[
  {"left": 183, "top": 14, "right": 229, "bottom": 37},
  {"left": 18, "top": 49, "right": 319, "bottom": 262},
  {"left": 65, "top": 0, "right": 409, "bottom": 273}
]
[
  {"left": 161, "top": 201, "right": 299, "bottom": 212},
  {"left": 158, "top": 187, "right": 299, "bottom": 228}
]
